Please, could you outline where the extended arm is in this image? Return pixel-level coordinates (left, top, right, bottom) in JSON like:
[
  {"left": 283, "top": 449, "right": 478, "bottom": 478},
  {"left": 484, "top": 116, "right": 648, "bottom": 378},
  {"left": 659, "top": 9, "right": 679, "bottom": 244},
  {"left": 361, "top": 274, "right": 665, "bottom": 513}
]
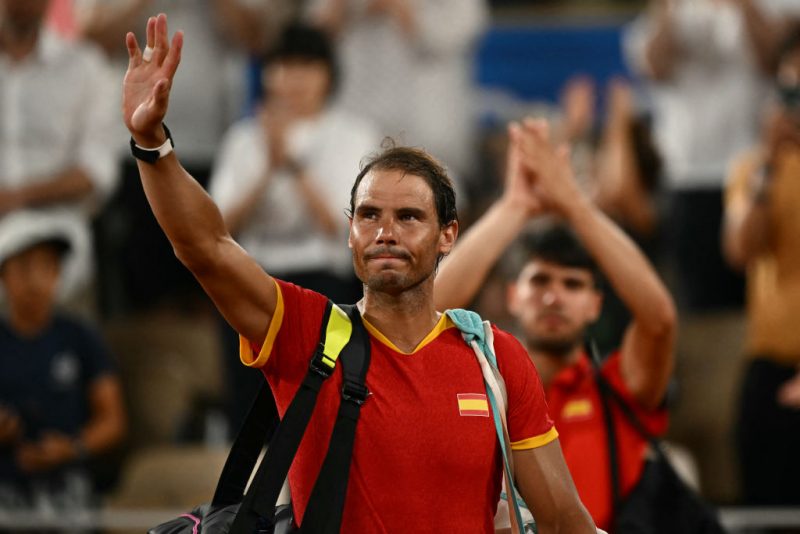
[
  {"left": 593, "top": 80, "right": 658, "bottom": 236},
  {"left": 122, "top": 14, "right": 276, "bottom": 343},
  {"left": 516, "top": 121, "right": 676, "bottom": 410},
  {"left": 722, "top": 151, "right": 772, "bottom": 269},
  {"left": 78, "top": 375, "right": 127, "bottom": 456},
  {"left": 513, "top": 441, "right": 596, "bottom": 533},
  {"left": 434, "top": 125, "right": 541, "bottom": 310}
]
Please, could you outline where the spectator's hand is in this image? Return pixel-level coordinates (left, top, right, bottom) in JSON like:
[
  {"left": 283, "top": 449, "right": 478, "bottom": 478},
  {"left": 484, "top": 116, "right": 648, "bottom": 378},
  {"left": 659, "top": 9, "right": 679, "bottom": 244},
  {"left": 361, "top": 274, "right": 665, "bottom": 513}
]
[
  {"left": 777, "top": 369, "right": 800, "bottom": 410},
  {"left": 514, "top": 119, "right": 585, "bottom": 218},
  {"left": 122, "top": 13, "right": 183, "bottom": 146},
  {"left": 259, "top": 103, "right": 295, "bottom": 171},
  {"left": 561, "top": 76, "right": 596, "bottom": 142},
  {"left": 502, "top": 122, "right": 546, "bottom": 218},
  {"left": 16, "top": 432, "right": 78, "bottom": 473},
  {"left": 606, "top": 78, "right": 635, "bottom": 127},
  {"left": 0, "top": 406, "right": 21, "bottom": 445}
]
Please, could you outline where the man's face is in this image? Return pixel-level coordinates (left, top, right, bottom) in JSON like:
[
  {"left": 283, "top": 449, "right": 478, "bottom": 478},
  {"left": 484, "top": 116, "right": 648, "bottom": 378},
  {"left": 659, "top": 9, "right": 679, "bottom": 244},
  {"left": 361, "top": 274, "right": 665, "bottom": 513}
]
[
  {"left": 263, "top": 58, "right": 331, "bottom": 116},
  {"left": 0, "top": 0, "right": 49, "bottom": 35},
  {"left": 0, "top": 243, "right": 61, "bottom": 325},
  {"left": 348, "top": 169, "right": 457, "bottom": 295},
  {"left": 508, "top": 259, "right": 601, "bottom": 357}
]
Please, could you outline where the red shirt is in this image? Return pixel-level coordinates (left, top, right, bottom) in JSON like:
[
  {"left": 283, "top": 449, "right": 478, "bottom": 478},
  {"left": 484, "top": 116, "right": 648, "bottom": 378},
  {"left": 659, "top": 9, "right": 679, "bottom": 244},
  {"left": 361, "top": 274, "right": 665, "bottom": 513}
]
[
  {"left": 546, "top": 352, "right": 668, "bottom": 531},
  {"left": 241, "top": 280, "right": 557, "bottom": 533}
]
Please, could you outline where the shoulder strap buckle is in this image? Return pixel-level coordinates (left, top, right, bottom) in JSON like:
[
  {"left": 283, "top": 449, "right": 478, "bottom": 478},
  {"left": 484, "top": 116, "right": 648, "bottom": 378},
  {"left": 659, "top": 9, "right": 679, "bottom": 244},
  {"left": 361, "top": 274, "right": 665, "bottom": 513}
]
[
  {"left": 342, "top": 379, "right": 369, "bottom": 406},
  {"left": 309, "top": 348, "right": 336, "bottom": 379}
]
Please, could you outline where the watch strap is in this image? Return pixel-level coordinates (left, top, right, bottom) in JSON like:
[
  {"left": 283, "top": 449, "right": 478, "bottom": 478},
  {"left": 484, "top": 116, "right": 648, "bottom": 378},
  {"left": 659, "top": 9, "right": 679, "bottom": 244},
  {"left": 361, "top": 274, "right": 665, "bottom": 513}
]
[{"left": 130, "top": 124, "right": 174, "bottom": 164}]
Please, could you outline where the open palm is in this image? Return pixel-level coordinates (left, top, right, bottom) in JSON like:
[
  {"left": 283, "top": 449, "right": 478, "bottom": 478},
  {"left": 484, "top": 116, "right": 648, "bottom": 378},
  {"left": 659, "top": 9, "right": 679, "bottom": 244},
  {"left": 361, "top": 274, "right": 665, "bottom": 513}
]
[{"left": 122, "top": 13, "right": 182, "bottom": 142}]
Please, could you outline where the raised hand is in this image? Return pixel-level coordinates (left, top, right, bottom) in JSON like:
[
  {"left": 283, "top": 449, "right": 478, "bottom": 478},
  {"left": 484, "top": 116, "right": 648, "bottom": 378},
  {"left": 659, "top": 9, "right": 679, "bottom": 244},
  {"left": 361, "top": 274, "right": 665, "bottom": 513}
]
[
  {"left": 514, "top": 118, "right": 585, "bottom": 219},
  {"left": 122, "top": 13, "right": 183, "bottom": 146},
  {"left": 502, "top": 122, "right": 546, "bottom": 217}
]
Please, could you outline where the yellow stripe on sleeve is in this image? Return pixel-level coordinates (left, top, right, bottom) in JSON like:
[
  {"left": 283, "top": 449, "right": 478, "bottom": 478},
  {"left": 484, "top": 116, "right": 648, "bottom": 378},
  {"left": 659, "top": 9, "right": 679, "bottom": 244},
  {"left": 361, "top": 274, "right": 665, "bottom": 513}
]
[
  {"left": 240, "top": 278, "right": 284, "bottom": 368},
  {"left": 510, "top": 426, "right": 560, "bottom": 450}
]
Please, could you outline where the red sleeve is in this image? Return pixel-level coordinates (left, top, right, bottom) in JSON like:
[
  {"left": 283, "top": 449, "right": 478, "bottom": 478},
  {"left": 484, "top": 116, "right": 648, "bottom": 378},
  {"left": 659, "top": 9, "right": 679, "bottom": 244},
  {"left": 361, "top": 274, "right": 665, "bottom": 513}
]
[
  {"left": 493, "top": 326, "right": 558, "bottom": 450},
  {"left": 601, "top": 351, "right": 669, "bottom": 437},
  {"left": 239, "top": 279, "right": 329, "bottom": 386}
]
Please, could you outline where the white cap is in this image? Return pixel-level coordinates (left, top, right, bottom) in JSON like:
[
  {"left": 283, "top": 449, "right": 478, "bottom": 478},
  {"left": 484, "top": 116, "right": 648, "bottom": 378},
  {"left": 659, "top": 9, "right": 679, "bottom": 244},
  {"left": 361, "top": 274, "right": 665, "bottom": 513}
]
[{"left": 0, "top": 209, "right": 86, "bottom": 300}]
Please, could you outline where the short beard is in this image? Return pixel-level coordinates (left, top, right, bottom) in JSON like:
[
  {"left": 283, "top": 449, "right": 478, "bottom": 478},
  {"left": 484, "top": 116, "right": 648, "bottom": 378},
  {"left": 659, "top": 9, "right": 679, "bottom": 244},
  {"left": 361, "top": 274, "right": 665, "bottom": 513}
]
[{"left": 527, "top": 333, "right": 583, "bottom": 359}]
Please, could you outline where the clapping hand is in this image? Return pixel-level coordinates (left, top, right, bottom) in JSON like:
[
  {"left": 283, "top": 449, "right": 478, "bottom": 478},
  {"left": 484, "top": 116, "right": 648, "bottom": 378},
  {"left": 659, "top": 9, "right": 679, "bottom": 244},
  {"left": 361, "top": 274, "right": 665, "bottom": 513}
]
[
  {"left": 511, "top": 118, "right": 585, "bottom": 219},
  {"left": 122, "top": 13, "right": 183, "bottom": 147}
]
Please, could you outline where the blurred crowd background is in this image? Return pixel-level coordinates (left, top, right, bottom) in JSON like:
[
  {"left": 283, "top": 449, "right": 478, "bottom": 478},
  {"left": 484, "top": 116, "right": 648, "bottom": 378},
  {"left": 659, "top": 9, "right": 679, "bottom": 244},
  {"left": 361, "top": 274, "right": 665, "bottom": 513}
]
[{"left": 2, "top": 0, "right": 800, "bottom": 530}]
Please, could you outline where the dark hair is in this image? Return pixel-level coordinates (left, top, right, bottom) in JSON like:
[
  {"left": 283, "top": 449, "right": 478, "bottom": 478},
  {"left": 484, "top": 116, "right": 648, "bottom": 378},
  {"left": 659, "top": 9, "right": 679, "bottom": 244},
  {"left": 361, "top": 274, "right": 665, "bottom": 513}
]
[
  {"left": 514, "top": 222, "right": 602, "bottom": 288},
  {"left": 349, "top": 141, "right": 458, "bottom": 228},
  {"left": 262, "top": 23, "right": 339, "bottom": 95}
]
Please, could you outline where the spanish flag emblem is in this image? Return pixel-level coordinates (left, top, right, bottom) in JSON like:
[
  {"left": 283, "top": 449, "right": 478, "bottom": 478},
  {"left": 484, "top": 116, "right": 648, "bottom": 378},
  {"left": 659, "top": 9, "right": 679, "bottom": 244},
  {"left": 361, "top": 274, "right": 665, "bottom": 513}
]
[{"left": 457, "top": 393, "right": 490, "bottom": 417}]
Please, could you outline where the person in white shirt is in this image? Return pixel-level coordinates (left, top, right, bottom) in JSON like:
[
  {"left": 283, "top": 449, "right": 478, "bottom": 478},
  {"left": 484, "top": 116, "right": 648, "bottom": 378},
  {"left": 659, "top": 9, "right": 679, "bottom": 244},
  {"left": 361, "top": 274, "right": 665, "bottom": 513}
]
[
  {"left": 310, "top": 0, "right": 488, "bottom": 188},
  {"left": 625, "top": 0, "right": 798, "bottom": 311},
  {"left": 624, "top": 0, "right": 800, "bottom": 501},
  {"left": 207, "top": 23, "right": 378, "bottom": 431},
  {"left": 0, "top": 0, "right": 118, "bottom": 302}
]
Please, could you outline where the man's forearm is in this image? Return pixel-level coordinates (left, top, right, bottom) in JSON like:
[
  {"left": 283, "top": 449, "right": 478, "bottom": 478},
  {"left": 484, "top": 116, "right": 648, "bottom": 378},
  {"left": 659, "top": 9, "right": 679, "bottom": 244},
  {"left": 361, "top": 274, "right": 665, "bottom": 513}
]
[
  {"left": 564, "top": 197, "right": 674, "bottom": 335},
  {"left": 434, "top": 199, "right": 528, "bottom": 310},
  {"left": 137, "top": 154, "right": 230, "bottom": 270}
]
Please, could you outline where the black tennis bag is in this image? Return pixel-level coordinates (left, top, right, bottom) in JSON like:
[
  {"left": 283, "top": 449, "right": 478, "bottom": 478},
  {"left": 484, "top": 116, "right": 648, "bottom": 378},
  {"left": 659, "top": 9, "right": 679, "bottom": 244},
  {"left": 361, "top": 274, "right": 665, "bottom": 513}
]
[{"left": 149, "top": 302, "right": 370, "bottom": 534}]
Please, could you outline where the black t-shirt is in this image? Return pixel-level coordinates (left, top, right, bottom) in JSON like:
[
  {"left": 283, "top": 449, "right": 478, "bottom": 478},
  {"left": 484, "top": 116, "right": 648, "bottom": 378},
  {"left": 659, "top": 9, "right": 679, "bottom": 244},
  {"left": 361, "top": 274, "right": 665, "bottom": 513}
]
[{"left": 0, "top": 314, "right": 115, "bottom": 482}]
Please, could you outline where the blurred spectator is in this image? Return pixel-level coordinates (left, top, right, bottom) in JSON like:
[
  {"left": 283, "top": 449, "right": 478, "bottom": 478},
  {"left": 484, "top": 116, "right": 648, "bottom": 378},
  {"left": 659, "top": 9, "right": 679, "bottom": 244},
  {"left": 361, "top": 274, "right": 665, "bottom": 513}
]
[
  {"left": 434, "top": 120, "right": 676, "bottom": 531},
  {"left": 624, "top": 0, "right": 800, "bottom": 501},
  {"left": 624, "top": 0, "right": 797, "bottom": 311},
  {"left": 0, "top": 0, "right": 119, "bottom": 304},
  {"left": 0, "top": 211, "right": 126, "bottom": 512},
  {"left": 207, "top": 23, "right": 378, "bottom": 432},
  {"left": 76, "top": 0, "right": 293, "bottom": 314},
  {"left": 723, "top": 29, "right": 800, "bottom": 505},
  {"left": 309, "top": 0, "right": 488, "bottom": 187}
]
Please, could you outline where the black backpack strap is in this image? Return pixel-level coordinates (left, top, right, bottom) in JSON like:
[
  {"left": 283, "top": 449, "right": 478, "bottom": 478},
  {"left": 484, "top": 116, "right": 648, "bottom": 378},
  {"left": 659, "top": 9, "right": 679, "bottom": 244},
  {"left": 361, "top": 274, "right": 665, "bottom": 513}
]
[
  {"left": 211, "top": 379, "right": 279, "bottom": 507},
  {"left": 230, "top": 300, "right": 349, "bottom": 534},
  {"left": 588, "top": 339, "right": 664, "bottom": 512},
  {"left": 300, "top": 304, "right": 370, "bottom": 534}
]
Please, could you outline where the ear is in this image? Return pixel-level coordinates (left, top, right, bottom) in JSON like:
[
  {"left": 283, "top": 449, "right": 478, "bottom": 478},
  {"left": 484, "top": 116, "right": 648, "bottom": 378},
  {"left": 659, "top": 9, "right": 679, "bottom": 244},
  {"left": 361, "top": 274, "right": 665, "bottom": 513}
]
[
  {"left": 438, "top": 220, "right": 459, "bottom": 256},
  {"left": 587, "top": 289, "right": 603, "bottom": 323},
  {"left": 347, "top": 216, "right": 354, "bottom": 250}
]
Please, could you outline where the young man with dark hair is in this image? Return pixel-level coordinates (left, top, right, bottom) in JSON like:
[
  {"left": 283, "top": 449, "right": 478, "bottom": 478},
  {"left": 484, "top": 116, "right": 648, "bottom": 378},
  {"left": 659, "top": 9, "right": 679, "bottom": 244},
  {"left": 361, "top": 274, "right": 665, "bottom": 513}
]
[
  {"left": 435, "top": 120, "right": 676, "bottom": 531},
  {"left": 122, "top": 14, "right": 596, "bottom": 532}
]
